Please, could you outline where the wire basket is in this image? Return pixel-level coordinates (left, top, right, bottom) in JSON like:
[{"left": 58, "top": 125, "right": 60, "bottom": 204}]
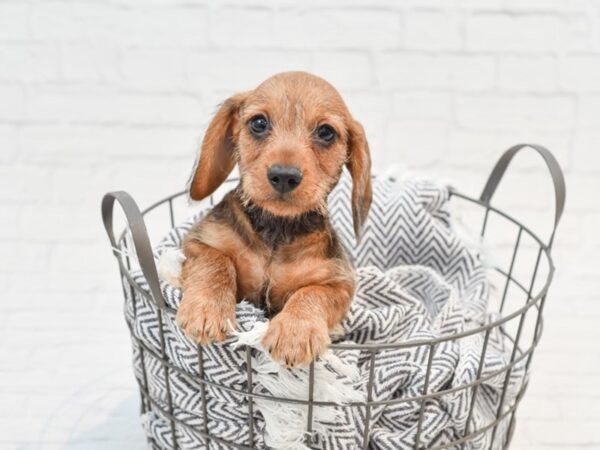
[{"left": 102, "top": 144, "right": 565, "bottom": 449}]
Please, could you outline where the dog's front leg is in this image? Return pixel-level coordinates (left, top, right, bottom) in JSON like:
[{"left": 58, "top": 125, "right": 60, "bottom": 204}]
[
  {"left": 262, "top": 283, "right": 353, "bottom": 367},
  {"left": 177, "top": 241, "right": 237, "bottom": 344}
]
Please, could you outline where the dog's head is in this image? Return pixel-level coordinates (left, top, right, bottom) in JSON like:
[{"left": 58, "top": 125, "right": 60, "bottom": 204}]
[{"left": 189, "top": 71, "right": 372, "bottom": 238}]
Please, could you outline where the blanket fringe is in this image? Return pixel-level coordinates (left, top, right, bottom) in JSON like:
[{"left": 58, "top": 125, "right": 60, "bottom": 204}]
[{"left": 233, "top": 322, "right": 364, "bottom": 449}]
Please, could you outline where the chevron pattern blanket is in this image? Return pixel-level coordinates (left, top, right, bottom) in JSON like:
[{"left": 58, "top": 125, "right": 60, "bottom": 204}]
[{"left": 122, "top": 174, "right": 525, "bottom": 449}]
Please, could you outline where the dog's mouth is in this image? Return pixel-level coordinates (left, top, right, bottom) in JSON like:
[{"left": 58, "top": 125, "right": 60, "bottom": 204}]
[
  {"left": 264, "top": 191, "right": 302, "bottom": 209},
  {"left": 272, "top": 191, "right": 294, "bottom": 201},
  {"left": 251, "top": 192, "right": 319, "bottom": 218}
]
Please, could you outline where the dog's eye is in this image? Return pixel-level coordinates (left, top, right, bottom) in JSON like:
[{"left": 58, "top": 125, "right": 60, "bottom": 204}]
[
  {"left": 249, "top": 115, "right": 269, "bottom": 136},
  {"left": 315, "top": 124, "right": 336, "bottom": 144}
]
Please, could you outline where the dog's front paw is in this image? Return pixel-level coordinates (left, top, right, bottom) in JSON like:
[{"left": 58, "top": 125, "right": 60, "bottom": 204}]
[
  {"left": 262, "top": 312, "right": 330, "bottom": 368},
  {"left": 176, "top": 296, "right": 236, "bottom": 345}
]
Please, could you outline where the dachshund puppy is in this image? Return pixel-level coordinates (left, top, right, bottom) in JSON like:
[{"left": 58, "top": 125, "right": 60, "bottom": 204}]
[{"left": 177, "top": 71, "right": 372, "bottom": 367}]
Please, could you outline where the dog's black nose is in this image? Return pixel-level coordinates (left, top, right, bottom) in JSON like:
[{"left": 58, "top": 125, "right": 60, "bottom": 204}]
[{"left": 267, "top": 165, "right": 303, "bottom": 194}]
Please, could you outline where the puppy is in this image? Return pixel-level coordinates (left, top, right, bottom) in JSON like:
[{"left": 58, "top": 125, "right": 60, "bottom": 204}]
[{"left": 177, "top": 71, "right": 372, "bottom": 367}]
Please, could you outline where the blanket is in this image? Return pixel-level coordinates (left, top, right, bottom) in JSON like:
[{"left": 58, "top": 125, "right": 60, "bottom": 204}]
[{"left": 122, "top": 174, "right": 526, "bottom": 449}]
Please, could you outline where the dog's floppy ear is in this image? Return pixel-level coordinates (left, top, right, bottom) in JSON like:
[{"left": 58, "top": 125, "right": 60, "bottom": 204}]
[
  {"left": 346, "top": 119, "right": 372, "bottom": 240},
  {"left": 189, "top": 92, "right": 247, "bottom": 201}
]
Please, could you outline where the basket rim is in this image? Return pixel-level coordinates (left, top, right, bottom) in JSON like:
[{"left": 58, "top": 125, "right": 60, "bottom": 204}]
[{"left": 117, "top": 183, "right": 554, "bottom": 352}]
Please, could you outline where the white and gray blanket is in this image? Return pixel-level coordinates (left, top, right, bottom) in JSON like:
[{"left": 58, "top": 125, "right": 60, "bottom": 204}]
[{"left": 122, "top": 174, "right": 526, "bottom": 450}]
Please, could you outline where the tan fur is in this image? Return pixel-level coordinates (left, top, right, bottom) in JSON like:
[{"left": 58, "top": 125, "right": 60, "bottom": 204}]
[
  {"left": 178, "top": 72, "right": 372, "bottom": 367},
  {"left": 193, "top": 219, "right": 267, "bottom": 304},
  {"left": 189, "top": 92, "right": 248, "bottom": 201},
  {"left": 177, "top": 241, "right": 237, "bottom": 344}
]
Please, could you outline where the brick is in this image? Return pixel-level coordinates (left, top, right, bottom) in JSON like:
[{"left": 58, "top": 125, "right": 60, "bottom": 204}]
[
  {"left": 19, "top": 124, "right": 197, "bottom": 168},
  {"left": 30, "top": 2, "right": 89, "bottom": 41},
  {"left": 32, "top": 3, "right": 210, "bottom": 46},
  {"left": 0, "top": 85, "right": 26, "bottom": 121},
  {"left": 344, "top": 92, "right": 390, "bottom": 125},
  {"left": 0, "top": 242, "right": 50, "bottom": 273},
  {"left": 541, "top": 320, "right": 600, "bottom": 353},
  {"left": 215, "top": 0, "right": 425, "bottom": 6},
  {"left": 311, "top": 52, "right": 373, "bottom": 89},
  {"left": 455, "top": 94, "right": 576, "bottom": 132},
  {"left": 580, "top": 213, "right": 600, "bottom": 248},
  {"left": 0, "top": 393, "right": 28, "bottom": 418},
  {"left": 445, "top": 131, "right": 571, "bottom": 170},
  {"left": 498, "top": 56, "right": 557, "bottom": 93},
  {"left": 6, "top": 269, "right": 116, "bottom": 294},
  {"left": 109, "top": 159, "right": 191, "bottom": 207},
  {"left": 404, "top": 10, "right": 462, "bottom": 51},
  {"left": 0, "top": 125, "right": 18, "bottom": 163},
  {"left": 517, "top": 395, "right": 561, "bottom": 420},
  {"left": 571, "top": 131, "right": 600, "bottom": 174},
  {"left": 0, "top": 166, "right": 52, "bottom": 203},
  {"left": 5, "top": 309, "right": 123, "bottom": 333},
  {"left": 546, "top": 269, "right": 600, "bottom": 301},
  {"left": 207, "top": 8, "right": 274, "bottom": 47},
  {"left": 113, "top": 127, "right": 199, "bottom": 159},
  {"left": 208, "top": 8, "right": 401, "bottom": 49},
  {"left": 13, "top": 292, "right": 111, "bottom": 314},
  {"left": 330, "top": 10, "right": 401, "bottom": 49},
  {"left": 466, "top": 13, "right": 586, "bottom": 52},
  {"left": 50, "top": 243, "right": 115, "bottom": 273},
  {"left": 504, "top": 0, "right": 592, "bottom": 11},
  {"left": 19, "top": 124, "right": 108, "bottom": 166},
  {"left": 594, "top": 15, "right": 600, "bottom": 52},
  {"left": 26, "top": 86, "right": 205, "bottom": 125},
  {"left": 561, "top": 13, "right": 594, "bottom": 51},
  {"left": 533, "top": 351, "right": 600, "bottom": 377},
  {"left": 391, "top": 91, "right": 452, "bottom": 120},
  {"left": 457, "top": 0, "right": 503, "bottom": 7},
  {"left": 122, "top": 47, "right": 187, "bottom": 89},
  {"left": 187, "top": 50, "right": 312, "bottom": 90},
  {"left": 567, "top": 172, "right": 600, "bottom": 214},
  {"left": 377, "top": 54, "right": 496, "bottom": 91},
  {"left": 578, "top": 95, "right": 600, "bottom": 129},
  {"left": 61, "top": 43, "right": 120, "bottom": 83},
  {"left": 558, "top": 397, "right": 600, "bottom": 420},
  {"left": 510, "top": 431, "right": 532, "bottom": 450},
  {"left": 522, "top": 420, "right": 600, "bottom": 447},
  {"left": 0, "top": 205, "right": 19, "bottom": 239},
  {"left": 445, "top": 132, "right": 513, "bottom": 169},
  {"left": 49, "top": 166, "right": 106, "bottom": 205},
  {"left": 0, "top": 3, "right": 30, "bottom": 40},
  {"left": 559, "top": 56, "right": 600, "bottom": 91},
  {"left": 0, "top": 43, "right": 60, "bottom": 82},
  {"left": 17, "top": 204, "right": 100, "bottom": 242},
  {"left": 383, "top": 119, "right": 448, "bottom": 168},
  {"left": 342, "top": 92, "right": 388, "bottom": 161},
  {"left": 438, "top": 167, "right": 489, "bottom": 195},
  {"left": 122, "top": 6, "right": 210, "bottom": 46}
]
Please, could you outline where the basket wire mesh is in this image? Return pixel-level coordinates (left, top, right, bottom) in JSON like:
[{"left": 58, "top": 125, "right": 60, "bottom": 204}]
[{"left": 102, "top": 144, "right": 565, "bottom": 449}]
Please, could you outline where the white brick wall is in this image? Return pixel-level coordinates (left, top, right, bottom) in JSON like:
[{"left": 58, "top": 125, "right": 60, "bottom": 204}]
[{"left": 1, "top": 1, "right": 599, "bottom": 449}]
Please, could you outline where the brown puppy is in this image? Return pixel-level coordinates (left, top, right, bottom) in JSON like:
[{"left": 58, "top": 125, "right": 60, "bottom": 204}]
[{"left": 177, "top": 71, "right": 372, "bottom": 367}]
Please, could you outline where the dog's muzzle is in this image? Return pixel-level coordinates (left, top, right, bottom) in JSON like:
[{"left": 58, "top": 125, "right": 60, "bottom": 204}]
[{"left": 267, "top": 165, "right": 303, "bottom": 194}]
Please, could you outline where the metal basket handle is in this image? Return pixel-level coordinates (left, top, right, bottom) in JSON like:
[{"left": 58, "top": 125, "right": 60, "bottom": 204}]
[
  {"left": 479, "top": 143, "right": 566, "bottom": 248},
  {"left": 101, "top": 191, "right": 165, "bottom": 308}
]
